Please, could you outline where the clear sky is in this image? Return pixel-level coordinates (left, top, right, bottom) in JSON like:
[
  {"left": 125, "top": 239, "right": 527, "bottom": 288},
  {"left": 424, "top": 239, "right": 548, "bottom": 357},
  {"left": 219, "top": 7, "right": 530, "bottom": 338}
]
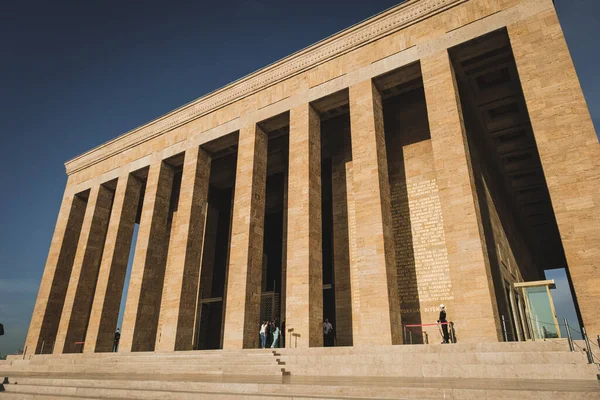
[{"left": 0, "top": 0, "right": 598, "bottom": 355}]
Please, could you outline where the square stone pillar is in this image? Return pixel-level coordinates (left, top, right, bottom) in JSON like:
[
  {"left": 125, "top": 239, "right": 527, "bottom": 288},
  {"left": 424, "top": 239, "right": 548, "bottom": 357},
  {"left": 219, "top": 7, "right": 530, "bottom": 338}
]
[
  {"left": 348, "top": 80, "right": 402, "bottom": 346},
  {"left": 421, "top": 51, "right": 500, "bottom": 341},
  {"left": 331, "top": 133, "right": 353, "bottom": 346},
  {"left": 156, "top": 147, "right": 211, "bottom": 352},
  {"left": 222, "top": 124, "right": 267, "bottom": 349},
  {"left": 25, "top": 187, "right": 87, "bottom": 355},
  {"left": 120, "top": 159, "right": 175, "bottom": 352},
  {"left": 508, "top": 12, "right": 600, "bottom": 336},
  {"left": 54, "top": 184, "right": 114, "bottom": 353},
  {"left": 84, "top": 173, "right": 142, "bottom": 353},
  {"left": 345, "top": 162, "right": 362, "bottom": 339},
  {"left": 285, "top": 103, "right": 323, "bottom": 348}
]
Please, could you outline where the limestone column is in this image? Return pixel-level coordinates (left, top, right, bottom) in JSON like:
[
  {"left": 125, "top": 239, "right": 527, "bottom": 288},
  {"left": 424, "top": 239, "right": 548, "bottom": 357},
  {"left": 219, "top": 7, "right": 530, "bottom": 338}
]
[
  {"left": 421, "top": 50, "right": 500, "bottom": 341},
  {"left": 345, "top": 162, "right": 361, "bottom": 340},
  {"left": 120, "top": 159, "right": 175, "bottom": 352},
  {"left": 84, "top": 173, "right": 142, "bottom": 353},
  {"left": 156, "top": 147, "right": 211, "bottom": 352},
  {"left": 508, "top": 12, "right": 600, "bottom": 336},
  {"left": 285, "top": 103, "right": 323, "bottom": 348},
  {"left": 54, "top": 184, "right": 114, "bottom": 353},
  {"left": 280, "top": 172, "right": 288, "bottom": 330},
  {"left": 348, "top": 80, "right": 402, "bottom": 347},
  {"left": 331, "top": 133, "right": 353, "bottom": 346},
  {"left": 222, "top": 124, "right": 267, "bottom": 349},
  {"left": 25, "top": 187, "right": 87, "bottom": 355}
]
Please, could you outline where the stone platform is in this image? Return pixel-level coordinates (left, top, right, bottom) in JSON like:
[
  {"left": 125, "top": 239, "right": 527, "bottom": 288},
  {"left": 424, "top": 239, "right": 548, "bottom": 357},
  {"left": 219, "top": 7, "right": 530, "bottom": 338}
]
[{"left": 1, "top": 340, "right": 599, "bottom": 399}]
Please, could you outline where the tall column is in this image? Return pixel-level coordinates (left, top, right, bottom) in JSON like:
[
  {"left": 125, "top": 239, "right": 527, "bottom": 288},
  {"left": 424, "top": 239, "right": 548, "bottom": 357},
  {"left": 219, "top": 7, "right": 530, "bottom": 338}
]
[
  {"left": 84, "top": 173, "right": 142, "bottom": 353},
  {"left": 345, "top": 162, "right": 362, "bottom": 340},
  {"left": 54, "top": 184, "right": 114, "bottom": 353},
  {"left": 508, "top": 12, "right": 600, "bottom": 336},
  {"left": 348, "top": 80, "right": 402, "bottom": 346},
  {"left": 280, "top": 172, "right": 288, "bottom": 330},
  {"left": 285, "top": 103, "right": 323, "bottom": 348},
  {"left": 331, "top": 133, "right": 353, "bottom": 346},
  {"left": 156, "top": 147, "right": 211, "bottom": 352},
  {"left": 222, "top": 124, "right": 267, "bottom": 349},
  {"left": 25, "top": 187, "right": 87, "bottom": 355},
  {"left": 120, "top": 159, "right": 175, "bottom": 352},
  {"left": 421, "top": 50, "right": 500, "bottom": 341}
]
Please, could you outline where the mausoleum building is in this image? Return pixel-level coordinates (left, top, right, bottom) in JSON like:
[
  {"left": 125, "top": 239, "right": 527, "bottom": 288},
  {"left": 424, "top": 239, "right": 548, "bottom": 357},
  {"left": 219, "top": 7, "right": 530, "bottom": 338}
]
[{"left": 23, "top": 0, "right": 600, "bottom": 356}]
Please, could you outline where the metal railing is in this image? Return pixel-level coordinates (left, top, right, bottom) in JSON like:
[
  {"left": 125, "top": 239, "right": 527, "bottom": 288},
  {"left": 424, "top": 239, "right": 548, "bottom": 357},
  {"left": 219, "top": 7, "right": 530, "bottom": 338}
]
[
  {"left": 403, "top": 322, "right": 455, "bottom": 344},
  {"left": 560, "top": 319, "right": 599, "bottom": 365}
]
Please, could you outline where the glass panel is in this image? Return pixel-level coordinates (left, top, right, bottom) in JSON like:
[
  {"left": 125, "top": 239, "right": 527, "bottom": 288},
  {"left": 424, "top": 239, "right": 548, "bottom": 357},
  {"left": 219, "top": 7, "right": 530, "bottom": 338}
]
[{"left": 524, "top": 286, "right": 559, "bottom": 339}]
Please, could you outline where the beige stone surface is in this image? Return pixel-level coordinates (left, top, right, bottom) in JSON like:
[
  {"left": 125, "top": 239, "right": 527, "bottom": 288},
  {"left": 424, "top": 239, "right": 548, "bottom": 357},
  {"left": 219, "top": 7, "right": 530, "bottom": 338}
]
[
  {"left": 508, "top": 9, "right": 600, "bottom": 337},
  {"left": 421, "top": 50, "right": 501, "bottom": 341},
  {"left": 285, "top": 104, "right": 323, "bottom": 348},
  {"left": 156, "top": 147, "right": 211, "bottom": 351},
  {"left": 331, "top": 132, "right": 353, "bottom": 347},
  {"left": 23, "top": 0, "right": 600, "bottom": 356},
  {"left": 120, "top": 159, "right": 175, "bottom": 352},
  {"left": 54, "top": 185, "right": 113, "bottom": 354},
  {"left": 222, "top": 124, "right": 267, "bottom": 349},
  {"left": 25, "top": 189, "right": 87, "bottom": 355},
  {"left": 348, "top": 80, "right": 402, "bottom": 346},
  {"left": 84, "top": 173, "right": 143, "bottom": 353}
]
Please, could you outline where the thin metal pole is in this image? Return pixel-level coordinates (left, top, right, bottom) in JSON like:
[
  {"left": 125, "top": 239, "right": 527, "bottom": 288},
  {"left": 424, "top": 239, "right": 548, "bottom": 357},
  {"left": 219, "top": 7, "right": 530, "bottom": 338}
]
[
  {"left": 597, "top": 335, "right": 600, "bottom": 351},
  {"left": 40, "top": 341, "right": 45, "bottom": 355},
  {"left": 424, "top": 332, "right": 429, "bottom": 345},
  {"left": 409, "top": 330, "right": 413, "bottom": 345},
  {"left": 581, "top": 327, "right": 594, "bottom": 364},
  {"left": 564, "top": 319, "right": 574, "bottom": 352},
  {"left": 403, "top": 325, "right": 407, "bottom": 345},
  {"left": 501, "top": 315, "right": 508, "bottom": 342},
  {"left": 450, "top": 322, "right": 455, "bottom": 344}
]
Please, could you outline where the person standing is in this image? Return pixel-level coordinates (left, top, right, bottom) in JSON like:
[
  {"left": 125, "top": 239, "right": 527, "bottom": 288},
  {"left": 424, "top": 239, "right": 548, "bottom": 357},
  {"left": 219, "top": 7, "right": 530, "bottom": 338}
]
[
  {"left": 323, "top": 318, "right": 334, "bottom": 347},
  {"left": 113, "top": 328, "right": 120, "bottom": 352},
  {"left": 259, "top": 321, "right": 268, "bottom": 348},
  {"left": 270, "top": 322, "right": 280, "bottom": 348},
  {"left": 437, "top": 304, "right": 450, "bottom": 344}
]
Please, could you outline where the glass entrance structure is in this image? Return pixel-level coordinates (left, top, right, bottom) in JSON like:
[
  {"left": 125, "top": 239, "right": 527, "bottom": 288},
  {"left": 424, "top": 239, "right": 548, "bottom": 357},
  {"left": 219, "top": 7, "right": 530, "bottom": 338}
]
[{"left": 514, "top": 280, "right": 560, "bottom": 340}]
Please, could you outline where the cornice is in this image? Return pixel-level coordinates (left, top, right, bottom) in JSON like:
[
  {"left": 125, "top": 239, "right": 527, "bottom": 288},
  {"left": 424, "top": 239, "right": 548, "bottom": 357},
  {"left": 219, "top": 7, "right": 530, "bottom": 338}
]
[{"left": 65, "top": 0, "right": 466, "bottom": 175}]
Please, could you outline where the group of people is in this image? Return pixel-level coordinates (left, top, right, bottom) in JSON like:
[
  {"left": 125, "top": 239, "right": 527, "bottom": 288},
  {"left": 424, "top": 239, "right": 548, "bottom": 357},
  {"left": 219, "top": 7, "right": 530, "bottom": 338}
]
[
  {"left": 258, "top": 318, "right": 337, "bottom": 348},
  {"left": 259, "top": 320, "right": 283, "bottom": 348}
]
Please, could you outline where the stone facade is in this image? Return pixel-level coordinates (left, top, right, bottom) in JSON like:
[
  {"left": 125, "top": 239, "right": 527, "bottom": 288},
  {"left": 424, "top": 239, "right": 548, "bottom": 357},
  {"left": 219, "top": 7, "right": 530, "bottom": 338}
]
[{"left": 24, "top": 0, "right": 599, "bottom": 356}]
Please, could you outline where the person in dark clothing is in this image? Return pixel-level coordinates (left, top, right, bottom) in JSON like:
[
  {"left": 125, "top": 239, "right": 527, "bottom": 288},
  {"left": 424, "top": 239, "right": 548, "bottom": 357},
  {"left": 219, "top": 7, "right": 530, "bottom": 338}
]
[
  {"left": 113, "top": 328, "right": 121, "bottom": 352},
  {"left": 437, "top": 304, "right": 450, "bottom": 344}
]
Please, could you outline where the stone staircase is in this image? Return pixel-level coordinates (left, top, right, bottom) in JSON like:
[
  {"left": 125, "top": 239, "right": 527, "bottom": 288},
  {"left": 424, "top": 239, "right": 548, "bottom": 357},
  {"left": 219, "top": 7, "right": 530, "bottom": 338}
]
[{"left": 0, "top": 339, "right": 598, "bottom": 399}]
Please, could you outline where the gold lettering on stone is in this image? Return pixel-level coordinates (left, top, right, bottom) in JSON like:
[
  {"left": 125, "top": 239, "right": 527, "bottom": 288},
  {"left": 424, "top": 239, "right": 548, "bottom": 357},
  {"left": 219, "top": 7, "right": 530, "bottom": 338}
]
[{"left": 393, "top": 178, "right": 453, "bottom": 313}]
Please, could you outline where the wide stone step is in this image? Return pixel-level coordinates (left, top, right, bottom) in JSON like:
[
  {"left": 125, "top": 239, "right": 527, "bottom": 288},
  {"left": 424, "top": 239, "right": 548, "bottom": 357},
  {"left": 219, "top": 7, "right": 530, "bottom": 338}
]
[
  {"left": 0, "top": 393, "right": 108, "bottom": 400},
  {"left": 277, "top": 351, "right": 586, "bottom": 365},
  {"left": 25, "top": 357, "right": 278, "bottom": 366},
  {"left": 0, "top": 363, "right": 286, "bottom": 376},
  {"left": 3, "top": 374, "right": 600, "bottom": 400},
  {"left": 275, "top": 340, "right": 571, "bottom": 355},
  {"left": 282, "top": 362, "right": 599, "bottom": 380}
]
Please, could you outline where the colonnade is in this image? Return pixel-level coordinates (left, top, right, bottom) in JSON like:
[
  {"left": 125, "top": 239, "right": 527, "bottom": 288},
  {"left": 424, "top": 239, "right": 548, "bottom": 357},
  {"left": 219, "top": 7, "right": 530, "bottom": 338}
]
[{"left": 24, "top": 7, "right": 600, "bottom": 353}]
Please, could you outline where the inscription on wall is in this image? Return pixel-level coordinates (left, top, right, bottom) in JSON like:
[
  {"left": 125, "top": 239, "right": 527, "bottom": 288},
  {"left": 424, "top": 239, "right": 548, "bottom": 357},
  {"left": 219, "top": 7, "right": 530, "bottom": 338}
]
[
  {"left": 346, "top": 164, "right": 361, "bottom": 323},
  {"left": 392, "top": 178, "right": 453, "bottom": 314}
]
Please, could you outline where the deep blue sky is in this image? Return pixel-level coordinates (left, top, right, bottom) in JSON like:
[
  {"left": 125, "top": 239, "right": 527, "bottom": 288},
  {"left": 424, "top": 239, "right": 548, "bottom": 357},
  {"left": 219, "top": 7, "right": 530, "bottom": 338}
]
[{"left": 0, "top": 0, "right": 598, "bottom": 355}]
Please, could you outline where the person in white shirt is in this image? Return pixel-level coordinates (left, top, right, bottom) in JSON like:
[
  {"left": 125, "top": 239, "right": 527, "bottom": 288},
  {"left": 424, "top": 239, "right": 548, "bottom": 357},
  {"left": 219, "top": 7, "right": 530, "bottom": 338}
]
[
  {"left": 259, "top": 321, "right": 268, "bottom": 348},
  {"left": 323, "top": 318, "right": 334, "bottom": 347}
]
